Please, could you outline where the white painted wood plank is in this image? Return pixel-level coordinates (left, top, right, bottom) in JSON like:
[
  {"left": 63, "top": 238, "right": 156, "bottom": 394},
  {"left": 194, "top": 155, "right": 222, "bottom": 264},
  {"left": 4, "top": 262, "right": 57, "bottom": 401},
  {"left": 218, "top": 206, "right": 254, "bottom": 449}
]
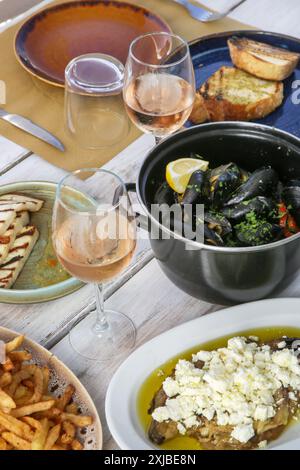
[
  {"left": 51, "top": 258, "right": 221, "bottom": 449},
  {"left": 198, "top": 0, "right": 300, "bottom": 38},
  {"left": 0, "top": 136, "right": 31, "bottom": 174},
  {"left": 0, "top": 134, "right": 154, "bottom": 347}
]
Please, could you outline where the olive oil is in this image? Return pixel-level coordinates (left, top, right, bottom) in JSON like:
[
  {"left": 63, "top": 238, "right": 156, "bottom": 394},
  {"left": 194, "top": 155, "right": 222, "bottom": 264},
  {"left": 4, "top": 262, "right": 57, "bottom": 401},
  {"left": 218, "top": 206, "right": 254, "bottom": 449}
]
[{"left": 137, "top": 326, "right": 300, "bottom": 450}]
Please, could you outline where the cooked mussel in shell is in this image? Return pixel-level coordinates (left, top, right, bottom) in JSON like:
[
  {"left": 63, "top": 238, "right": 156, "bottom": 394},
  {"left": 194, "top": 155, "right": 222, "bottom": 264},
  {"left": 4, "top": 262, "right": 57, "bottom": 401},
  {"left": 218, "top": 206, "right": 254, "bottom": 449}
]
[
  {"left": 159, "top": 157, "right": 300, "bottom": 247},
  {"left": 207, "top": 163, "right": 241, "bottom": 207},
  {"left": 226, "top": 167, "right": 279, "bottom": 206},
  {"left": 181, "top": 170, "right": 206, "bottom": 205},
  {"left": 204, "top": 212, "right": 232, "bottom": 236},
  {"left": 222, "top": 196, "right": 277, "bottom": 222},
  {"left": 235, "top": 219, "right": 282, "bottom": 246},
  {"left": 282, "top": 184, "right": 300, "bottom": 227}
]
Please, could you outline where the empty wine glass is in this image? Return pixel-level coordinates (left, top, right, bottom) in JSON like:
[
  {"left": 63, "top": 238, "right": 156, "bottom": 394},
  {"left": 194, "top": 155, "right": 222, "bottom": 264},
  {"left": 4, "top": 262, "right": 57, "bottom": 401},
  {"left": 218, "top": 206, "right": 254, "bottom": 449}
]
[
  {"left": 123, "top": 32, "right": 196, "bottom": 144},
  {"left": 52, "top": 169, "right": 137, "bottom": 361}
]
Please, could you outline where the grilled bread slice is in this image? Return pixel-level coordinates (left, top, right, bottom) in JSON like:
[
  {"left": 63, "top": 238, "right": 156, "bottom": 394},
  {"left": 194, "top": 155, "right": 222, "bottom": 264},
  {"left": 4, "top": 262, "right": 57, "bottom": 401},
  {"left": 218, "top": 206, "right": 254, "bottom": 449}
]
[
  {"left": 0, "top": 212, "right": 30, "bottom": 263},
  {"left": 190, "top": 66, "right": 284, "bottom": 124},
  {"left": 0, "top": 194, "right": 44, "bottom": 213},
  {"left": 0, "top": 210, "right": 16, "bottom": 236},
  {"left": 0, "top": 225, "right": 39, "bottom": 289},
  {"left": 228, "top": 37, "right": 300, "bottom": 81}
]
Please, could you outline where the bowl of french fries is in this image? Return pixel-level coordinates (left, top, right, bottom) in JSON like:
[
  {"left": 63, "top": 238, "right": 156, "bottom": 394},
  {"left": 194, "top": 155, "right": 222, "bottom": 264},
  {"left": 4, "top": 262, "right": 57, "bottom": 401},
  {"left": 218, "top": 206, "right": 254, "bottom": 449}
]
[{"left": 0, "top": 328, "right": 102, "bottom": 450}]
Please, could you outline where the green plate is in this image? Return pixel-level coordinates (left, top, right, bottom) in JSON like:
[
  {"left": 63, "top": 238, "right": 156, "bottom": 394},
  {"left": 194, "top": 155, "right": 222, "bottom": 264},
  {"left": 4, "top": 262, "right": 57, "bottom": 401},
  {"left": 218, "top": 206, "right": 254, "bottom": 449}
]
[{"left": 0, "top": 181, "right": 84, "bottom": 304}]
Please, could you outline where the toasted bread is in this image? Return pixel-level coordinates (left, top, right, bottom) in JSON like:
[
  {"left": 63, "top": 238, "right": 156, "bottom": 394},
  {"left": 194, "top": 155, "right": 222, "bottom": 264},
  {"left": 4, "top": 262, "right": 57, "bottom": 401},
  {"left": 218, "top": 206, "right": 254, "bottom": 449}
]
[
  {"left": 228, "top": 37, "right": 300, "bottom": 81},
  {"left": 190, "top": 66, "right": 284, "bottom": 124}
]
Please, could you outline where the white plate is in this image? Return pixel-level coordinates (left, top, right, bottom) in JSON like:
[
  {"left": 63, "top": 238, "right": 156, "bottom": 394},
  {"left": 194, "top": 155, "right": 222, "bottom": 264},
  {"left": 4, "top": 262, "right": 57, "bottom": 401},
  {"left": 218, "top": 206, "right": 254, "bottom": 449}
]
[
  {"left": 106, "top": 298, "right": 300, "bottom": 450},
  {"left": 0, "top": 326, "right": 102, "bottom": 450}
]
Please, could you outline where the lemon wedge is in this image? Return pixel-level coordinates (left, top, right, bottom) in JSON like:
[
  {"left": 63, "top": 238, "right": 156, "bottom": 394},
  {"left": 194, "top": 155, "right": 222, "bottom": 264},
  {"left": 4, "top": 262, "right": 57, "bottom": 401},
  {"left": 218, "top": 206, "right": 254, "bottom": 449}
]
[{"left": 166, "top": 157, "right": 209, "bottom": 194}]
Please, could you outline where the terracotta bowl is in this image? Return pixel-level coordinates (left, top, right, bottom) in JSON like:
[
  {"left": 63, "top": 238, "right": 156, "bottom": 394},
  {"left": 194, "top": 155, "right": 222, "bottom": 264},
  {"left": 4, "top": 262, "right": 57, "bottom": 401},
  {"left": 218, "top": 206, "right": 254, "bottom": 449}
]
[{"left": 15, "top": 0, "right": 171, "bottom": 87}]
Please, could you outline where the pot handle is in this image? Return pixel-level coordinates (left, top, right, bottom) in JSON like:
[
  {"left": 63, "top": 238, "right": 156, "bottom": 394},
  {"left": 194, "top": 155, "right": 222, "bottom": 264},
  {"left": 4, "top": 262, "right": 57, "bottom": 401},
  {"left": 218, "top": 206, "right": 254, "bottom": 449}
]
[{"left": 125, "top": 183, "right": 150, "bottom": 232}]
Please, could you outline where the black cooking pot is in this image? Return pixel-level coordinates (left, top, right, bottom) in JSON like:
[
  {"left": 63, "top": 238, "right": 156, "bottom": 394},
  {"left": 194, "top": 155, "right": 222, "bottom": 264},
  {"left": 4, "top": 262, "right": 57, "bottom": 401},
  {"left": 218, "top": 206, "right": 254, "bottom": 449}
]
[{"left": 129, "top": 123, "right": 300, "bottom": 305}]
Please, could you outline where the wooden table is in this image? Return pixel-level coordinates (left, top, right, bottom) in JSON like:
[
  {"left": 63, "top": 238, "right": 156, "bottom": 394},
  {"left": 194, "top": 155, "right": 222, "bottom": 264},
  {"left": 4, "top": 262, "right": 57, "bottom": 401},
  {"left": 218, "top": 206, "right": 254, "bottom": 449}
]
[{"left": 0, "top": 0, "right": 300, "bottom": 450}]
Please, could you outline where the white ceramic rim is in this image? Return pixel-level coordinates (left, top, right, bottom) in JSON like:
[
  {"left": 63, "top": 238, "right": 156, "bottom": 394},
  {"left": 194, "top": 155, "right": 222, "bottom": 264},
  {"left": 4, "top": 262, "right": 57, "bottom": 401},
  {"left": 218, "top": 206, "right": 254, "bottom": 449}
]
[{"left": 106, "top": 298, "right": 300, "bottom": 450}]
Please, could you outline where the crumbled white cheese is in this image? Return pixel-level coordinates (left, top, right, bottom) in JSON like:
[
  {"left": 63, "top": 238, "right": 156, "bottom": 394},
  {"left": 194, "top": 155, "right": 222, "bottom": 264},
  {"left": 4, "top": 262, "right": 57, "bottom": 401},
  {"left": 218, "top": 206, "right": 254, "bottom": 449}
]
[
  {"left": 177, "top": 422, "right": 186, "bottom": 435},
  {"left": 277, "top": 341, "right": 286, "bottom": 349},
  {"left": 152, "top": 336, "right": 300, "bottom": 444},
  {"left": 249, "top": 336, "right": 259, "bottom": 342},
  {"left": 231, "top": 424, "right": 255, "bottom": 443},
  {"left": 258, "top": 440, "right": 268, "bottom": 449},
  {"left": 289, "top": 391, "right": 297, "bottom": 401}
]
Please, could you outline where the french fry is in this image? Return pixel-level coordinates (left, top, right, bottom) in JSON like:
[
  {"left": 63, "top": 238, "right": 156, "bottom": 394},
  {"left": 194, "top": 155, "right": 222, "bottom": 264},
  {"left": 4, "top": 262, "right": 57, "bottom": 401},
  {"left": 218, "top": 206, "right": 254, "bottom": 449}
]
[
  {"left": 61, "top": 413, "right": 93, "bottom": 427},
  {"left": 29, "top": 368, "right": 43, "bottom": 404},
  {"left": 2, "top": 431, "right": 31, "bottom": 450},
  {"left": 71, "top": 439, "right": 83, "bottom": 451},
  {"left": 0, "top": 335, "right": 93, "bottom": 450},
  {"left": 65, "top": 403, "right": 79, "bottom": 415},
  {"left": 56, "top": 385, "right": 75, "bottom": 411},
  {"left": 23, "top": 379, "right": 34, "bottom": 390},
  {"left": 0, "top": 372, "right": 12, "bottom": 388},
  {"left": 8, "top": 366, "right": 35, "bottom": 396},
  {"left": 31, "top": 418, "right": 49, "bottom": 450},
  {"left": 5, "top": 335, "right": 24, "bottom": 353},
  {"left": 0, "top": 410, "right": 34, "bottom": 441},
  {"left": 11, "top": 399, "right": 55, "bottom": 418},
  {"left": 0, "top": 436, "right": 7, "bottom": 450},
  {"left": 61, "top": 420, "right": 75, "bottom": 445},
  {"left": 21, "top": 416, "right": 42, "bottom": 431},
  {"left": 14, "top": 384, "right": 28, "bottom": 400},
  {"left": 44, "top": 423, "right": 61, "bottom": 450},
  {"left": 0, "top": 388, "right": 16, "bottom": 410},
  {"left": 8, "top": 351, "right": 32, "bottom": 362},
  {"left": 42, "top": 367, "right": 50, "bottom": 395},
  {"left": 2, "top": 357, "right": 14, "bottom": 372}
]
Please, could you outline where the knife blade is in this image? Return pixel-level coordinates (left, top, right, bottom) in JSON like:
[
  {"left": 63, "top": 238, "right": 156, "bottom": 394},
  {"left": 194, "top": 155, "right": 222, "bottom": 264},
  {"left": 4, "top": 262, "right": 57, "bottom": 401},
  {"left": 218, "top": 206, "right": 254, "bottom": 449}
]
[{"left": 0, "top": 109, "right": 65, "bottom": 152}]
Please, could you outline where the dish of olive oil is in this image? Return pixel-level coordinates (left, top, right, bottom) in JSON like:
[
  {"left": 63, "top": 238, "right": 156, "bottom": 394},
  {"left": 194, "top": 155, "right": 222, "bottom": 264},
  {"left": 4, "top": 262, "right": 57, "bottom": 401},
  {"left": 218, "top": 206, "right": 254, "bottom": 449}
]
[{"left": 137, "top": 326, "right": 300, "bottom": 450}]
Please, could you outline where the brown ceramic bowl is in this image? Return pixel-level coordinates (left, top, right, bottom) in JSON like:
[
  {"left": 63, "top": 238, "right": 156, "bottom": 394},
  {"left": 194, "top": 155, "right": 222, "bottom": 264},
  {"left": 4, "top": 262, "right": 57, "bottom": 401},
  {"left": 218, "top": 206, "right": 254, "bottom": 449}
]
[{"left": 15, "top": 0, "right": 171, "bottom": 87}]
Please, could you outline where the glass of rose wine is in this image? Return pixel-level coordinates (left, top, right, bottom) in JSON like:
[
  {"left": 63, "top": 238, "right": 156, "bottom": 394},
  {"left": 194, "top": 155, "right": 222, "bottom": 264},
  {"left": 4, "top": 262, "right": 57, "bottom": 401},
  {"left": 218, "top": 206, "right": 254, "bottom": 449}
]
[
  {"left": 52, "top": 169, "right": 137, "bottom": 361},
  {"left": 123, "top": 32, "right": 196, "bottom": 144}
]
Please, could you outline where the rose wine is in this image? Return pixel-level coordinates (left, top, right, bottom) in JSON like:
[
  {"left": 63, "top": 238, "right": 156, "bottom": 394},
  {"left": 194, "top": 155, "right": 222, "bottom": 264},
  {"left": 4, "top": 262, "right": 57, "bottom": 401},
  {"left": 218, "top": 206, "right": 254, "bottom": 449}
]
[
  {"left": 53, "top": 213, "right": 136, "bottom": 283},
  {"left": 124, "top": 73, "right": 195, "bottom": 137}
]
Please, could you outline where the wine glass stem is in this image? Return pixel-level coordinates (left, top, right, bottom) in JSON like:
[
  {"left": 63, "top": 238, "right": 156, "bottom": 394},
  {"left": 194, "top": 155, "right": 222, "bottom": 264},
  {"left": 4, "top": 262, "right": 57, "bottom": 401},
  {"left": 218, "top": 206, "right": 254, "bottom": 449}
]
[{"left": 93, "top": 283, "right": 109, "bottom": 334}]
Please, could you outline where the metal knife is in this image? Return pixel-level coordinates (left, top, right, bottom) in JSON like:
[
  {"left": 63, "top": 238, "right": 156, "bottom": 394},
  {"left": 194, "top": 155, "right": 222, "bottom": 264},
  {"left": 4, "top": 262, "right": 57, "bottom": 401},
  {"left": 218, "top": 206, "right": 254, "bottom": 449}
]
[{"left": 0, "top": 108, "right": 65, "bottom": 152}]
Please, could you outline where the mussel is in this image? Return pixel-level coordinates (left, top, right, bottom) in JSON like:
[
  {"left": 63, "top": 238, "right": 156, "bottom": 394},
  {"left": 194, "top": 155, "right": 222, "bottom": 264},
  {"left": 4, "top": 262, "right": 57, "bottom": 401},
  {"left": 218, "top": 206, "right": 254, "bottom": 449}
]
[
  {"left": 282, "top": 183, "right": 300, "bottom": 227},
  {"left": 235, "top": 219, "right": 282, "bottom": 246},
  {"left": 226, "top": 167, "right": 279, "bottom": 206},
  {"left": 221, "top": 196, "right": 277, "bottom": 222},
  {"left": 204, "top": 224, "right": 224, "bottom": 246},
  {"left": 154, "top": 182, "right": 177, "bottom": 206},
  {"left": 207, "top": 163, "right": 241, "bottom": 207},
  {"left": 204, "top": 212, "right": 232, "bottom": 236},
  {"left": 181, "top": 170, "right": 206, "bottom": 205}
]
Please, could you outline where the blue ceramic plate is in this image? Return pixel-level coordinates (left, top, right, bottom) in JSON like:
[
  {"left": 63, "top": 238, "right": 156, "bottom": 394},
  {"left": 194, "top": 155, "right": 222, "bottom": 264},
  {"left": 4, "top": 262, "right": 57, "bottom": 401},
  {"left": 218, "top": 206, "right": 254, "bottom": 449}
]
[{"left": 187, "top": 31, "right": 300, "bottom": 137}]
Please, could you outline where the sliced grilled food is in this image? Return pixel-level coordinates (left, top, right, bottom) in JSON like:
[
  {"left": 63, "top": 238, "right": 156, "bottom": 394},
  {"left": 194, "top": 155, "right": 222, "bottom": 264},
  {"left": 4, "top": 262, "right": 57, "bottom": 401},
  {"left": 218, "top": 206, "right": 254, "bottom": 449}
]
[
  {"left": 190, "top": 66, "right": 284, "bottom": 124},
  {"left": 0, "top": 210, "right": 17, "bottom": 236},
  {"left": 0, "top": 225, "right": 39, "bottom": 289},
  {"left": 228, "top": 37, "right": 300, "bottom": 81},
  {"left": 0, "top": 194, "right": 44, "bottom": 213},
  {"left": 0, "top": 212, "right": 30, "bottom": 263}
]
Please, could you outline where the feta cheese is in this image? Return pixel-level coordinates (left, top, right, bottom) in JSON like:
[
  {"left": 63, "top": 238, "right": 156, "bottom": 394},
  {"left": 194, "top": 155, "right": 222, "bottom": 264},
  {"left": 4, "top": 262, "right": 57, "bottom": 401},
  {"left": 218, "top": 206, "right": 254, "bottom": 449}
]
[
  {"left": 231, "top": 424, "right": 255, "bottom": 443},
  {"left": 177, "top": 423, "right": 186, "bottom": 435},
  {"left": 163, "top": 377, "right": 180, "bottom": 397},
  {"left": 277, "top": 341, "right": 286, "bottom": 349},
  {"left": 151, "top": 336, "right": 300, "bottom": 444},
  {"left": 258, "top": 440, "right": 268, "bottom": 449}
]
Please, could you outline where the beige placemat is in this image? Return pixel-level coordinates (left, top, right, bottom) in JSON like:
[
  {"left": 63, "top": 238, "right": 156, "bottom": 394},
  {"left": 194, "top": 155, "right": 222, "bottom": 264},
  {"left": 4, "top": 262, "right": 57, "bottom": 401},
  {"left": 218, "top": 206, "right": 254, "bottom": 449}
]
[{"left": 0, "top": 0, "right": 254, "bottom": 171}]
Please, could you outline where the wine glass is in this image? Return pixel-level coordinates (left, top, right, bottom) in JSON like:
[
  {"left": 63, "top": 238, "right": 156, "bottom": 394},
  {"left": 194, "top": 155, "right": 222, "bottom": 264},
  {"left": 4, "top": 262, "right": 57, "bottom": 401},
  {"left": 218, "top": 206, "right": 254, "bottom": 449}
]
[
  {"left": 52, "top": 169, "right": 137, "bottom": 361},
  {"left": 123, "top": 32, "right": 196, "bottom": 144}
]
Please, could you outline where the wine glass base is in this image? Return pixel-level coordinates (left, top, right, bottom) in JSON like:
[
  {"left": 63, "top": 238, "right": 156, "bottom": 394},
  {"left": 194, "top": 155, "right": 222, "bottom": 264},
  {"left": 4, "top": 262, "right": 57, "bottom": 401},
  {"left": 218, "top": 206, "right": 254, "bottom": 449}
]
[{"left": 69, "top": 310, "right": 136, "bottom": 362}]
